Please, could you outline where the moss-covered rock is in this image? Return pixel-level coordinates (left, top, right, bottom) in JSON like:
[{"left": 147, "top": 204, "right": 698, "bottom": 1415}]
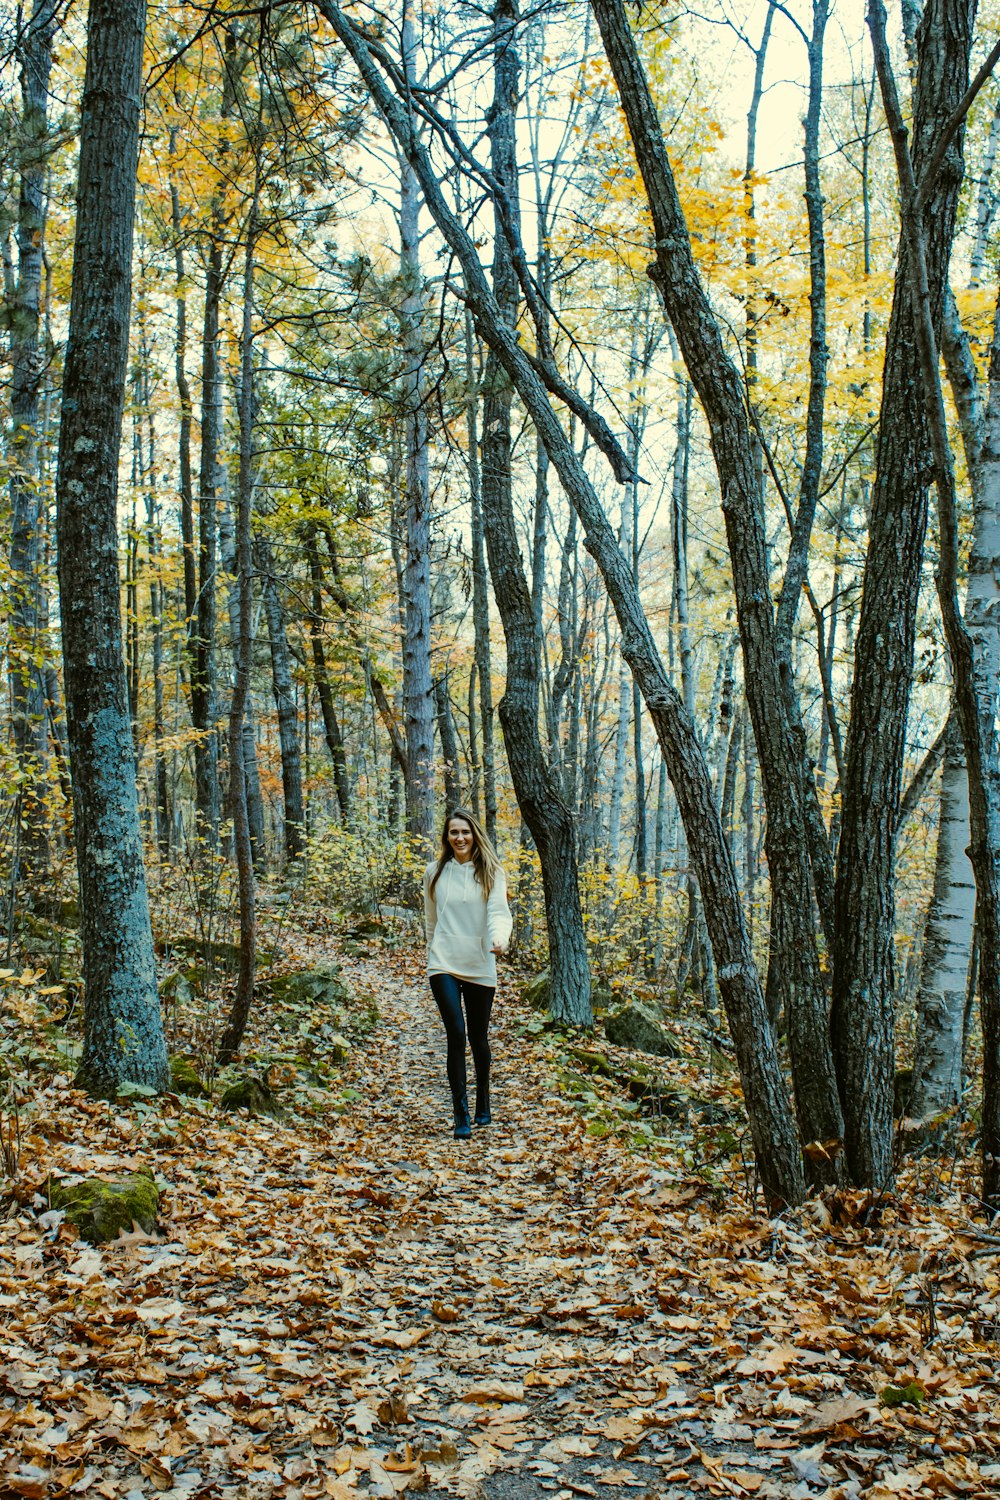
[
  {"left": 49, "top": 1170, "right": 159, "bottom": 1244},
  {"left": 522, "top": 971, "right": 551, "bottom": 1011},
  {"left": 170, "top": 1055, "right": 209, "bottom": 1098},
  {"left": 220, "top": 1074, "right": 286, "bottom": 1119},
  {"left": 344, "top": 917, "right": 386, "bottom": 941},
  {"left": 265, "top": 965, "right": 352, "bottom": 1008},
  {"left": 604, "top": 1002, "right": 681, "bottom": 1059}
]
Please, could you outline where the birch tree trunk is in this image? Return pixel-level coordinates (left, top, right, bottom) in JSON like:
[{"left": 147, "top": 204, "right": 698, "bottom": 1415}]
[
  {"left": 909, "top": 293, "right": 987, "bottom": 1121},
  {"left": 56, "top": 0, "right": 167, "bottom": 1096},
  {"left": 911, "top": 715, "right": 973, "bottom": 1121}
]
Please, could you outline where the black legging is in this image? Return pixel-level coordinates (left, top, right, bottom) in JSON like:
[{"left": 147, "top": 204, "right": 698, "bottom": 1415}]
[{"left": 429, "top": 972, "right": 494, "bottom": 1108}]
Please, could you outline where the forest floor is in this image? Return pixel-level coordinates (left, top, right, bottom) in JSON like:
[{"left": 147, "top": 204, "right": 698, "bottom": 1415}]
[{"left": 2, "top": 908, "right": 1000, "bottom": 1500}]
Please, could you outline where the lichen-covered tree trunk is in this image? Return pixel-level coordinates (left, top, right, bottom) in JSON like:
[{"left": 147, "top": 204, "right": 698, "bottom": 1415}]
[
  {"left": 55, "top": 0, "right": 167, "bottom": 1097},
  {"left": 832, "top": 0, "right": 974, "bottom": 1187},
  {"left": 8, "top": 0, "right": 58, "bottom": 886}
]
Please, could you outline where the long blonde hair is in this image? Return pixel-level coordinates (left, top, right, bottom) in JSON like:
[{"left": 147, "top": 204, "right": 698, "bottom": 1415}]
[{"left": 430, "top": 807, "right": 502, "bottom": 900}]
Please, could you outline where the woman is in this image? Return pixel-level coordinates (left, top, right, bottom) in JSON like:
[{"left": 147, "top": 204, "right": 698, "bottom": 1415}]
[{"left": 424, "top": 808, "right": 512, "bottom": 1139}]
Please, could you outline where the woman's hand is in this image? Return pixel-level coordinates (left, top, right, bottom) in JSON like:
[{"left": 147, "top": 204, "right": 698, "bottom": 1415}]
[{"left": 490, "top": 944, "right": 507, "bottom": 957}]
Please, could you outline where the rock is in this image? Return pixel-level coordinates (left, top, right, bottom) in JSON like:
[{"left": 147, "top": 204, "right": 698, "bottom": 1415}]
[
  {"left": 604, "top": 1002, "right": 682, "bottom": 1059},
  {"left": 265, "top": 965, "right": 352, "bottom": 1009},
  {"left": 220, "top": 1074, "right": 286, "bottom": 1119},
  {"left": 169, "top": 1055, "right": 209, "bottom": 1098},
  {"left": 522, "top": 972, "right": 551, "bottom": 1011},
  {"left": 344, "top": 917, "right": 386, "bottom": 941},
  {"left": 49, "top": 1170, "right": 159, "bottom": 1244}
]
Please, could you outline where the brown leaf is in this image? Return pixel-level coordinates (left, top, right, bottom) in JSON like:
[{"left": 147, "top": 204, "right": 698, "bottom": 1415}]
[
  {"left": 464, "top": 1381, "right": 524, "bottom": 1404},
  {"left": 801, "top": 1394, "right": 873, "bottom": 1434}
]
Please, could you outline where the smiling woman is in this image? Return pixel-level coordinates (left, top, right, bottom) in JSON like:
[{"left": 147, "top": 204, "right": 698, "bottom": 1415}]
[{"left": 423, "top": 808, "right": 513, "bottom": 1139}]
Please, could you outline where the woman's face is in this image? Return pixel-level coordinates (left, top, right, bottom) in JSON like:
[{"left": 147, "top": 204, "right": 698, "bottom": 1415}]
[{"left": 447, "top": 818, "right": 475, "bottom": 862}]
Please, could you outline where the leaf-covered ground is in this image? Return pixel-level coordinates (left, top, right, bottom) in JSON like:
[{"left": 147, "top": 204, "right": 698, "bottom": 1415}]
[{"left": 2, "top": 925, "right": 999, "bottom": 1500}]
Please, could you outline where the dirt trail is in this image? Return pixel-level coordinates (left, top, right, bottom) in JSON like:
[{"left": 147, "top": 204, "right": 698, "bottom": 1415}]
[{"left": 3, "top": 947, "right": 998, "bottom": 1499}]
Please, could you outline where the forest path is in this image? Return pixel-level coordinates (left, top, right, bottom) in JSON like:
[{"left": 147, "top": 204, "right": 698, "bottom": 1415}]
[{"left": 4, "top": 941, "right": 997, "bottom": 1500}]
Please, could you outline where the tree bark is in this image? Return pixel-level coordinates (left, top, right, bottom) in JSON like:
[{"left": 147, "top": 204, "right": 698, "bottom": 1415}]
[
  {"left": 911, "top": 713, "right": 973, "bottom": 1122},
  {"left": 8, "top": 0, "right": 58, "bottom": 886},
  {"left": 480, "top": 0, "right": 592, "bottom": 1026},
  {"left": 434, "top": 675, "right": 462, "bottom": 811},
  {"left": 398, "top": 13, "right": 435, "bottom": 845},
  {"left": 465, "top": 310, "right": 497, "bottom": 843},
  {"left": 316, "top": 0, "right": 805, "bottom": 1204},
  {"left": 259, "top": 538, "right": 305, "bottom": 860},
  {"left": 867, "top": 0, "right": 996, "bottom": 1204},
  {"left": 589, "top": 0, "right": 842, "bottom": 1181},
  {"left": 833, "top": 0, "right": 975, "bottom": 1187},
  {"left": 217, "top": 171, "right": 260, "bottom": 1067},
  {"left": 55, "top": 0, "right": 167, "bottom": 1097}
]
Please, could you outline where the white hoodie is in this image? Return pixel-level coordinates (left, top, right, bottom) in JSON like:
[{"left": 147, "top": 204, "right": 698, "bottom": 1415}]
[{"left": 423, "top": 859, "right": 513, "bottom": 985}]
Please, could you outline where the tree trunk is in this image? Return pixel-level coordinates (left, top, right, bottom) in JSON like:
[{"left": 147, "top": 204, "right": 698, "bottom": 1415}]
[
  {"left": 55, "top": 0, "right": 167, "bottom": 1096},
  {"left": 466, "top": 312, "right": 497, "bottom": 843},
  {"left": 8, "top": 0, "right": 58, "bottom": 886},
  {"left": 911, "top": 713, "right": 973, "bottom": 1122},
  {"left": 218, "top": 481, "right": 265, "bottom": 868},
  {"left": 217, "top": 172, "right": 260, "bottom": 1066},
  {"left": 169, "top": 132, "right": 197, "bottom": 653},
  {"left": 589, "top": 0, "right": 841, "bottom": 1182},
  {"left": 319, "top": 0, "right": 805, "bottom": 1205},
  {"left": 398, "top": 15, "right": 435, "bottom": 845},
  {"left": 434, "top": 675, "right": 462, "bottom": 811},
  {"left": 304, "top": 530, "right": 353, "bottom": 825},
  {"left": 867, "top": 0, "right": 996, "bottom": 1205},
  {"left": 192, "top": 225, "right": 223, "bottom": 847},
  {"left": 481, "top": 0, "right": 592, "bottom": 1026},
  {"left": 138, "top": 360, "right": 170, "bottom": 857},
  {"left": 832, "top": 0, "right": 975, "bottom": 1187},
  {"left": 908, "top": 293, "right": 989, "bottom": 1123},
  {"left": 259, "top": 538, "right": 305, "bottom": 860},
  {"left": 969, "top": 93, "right": 1000, "bottom": 289}
]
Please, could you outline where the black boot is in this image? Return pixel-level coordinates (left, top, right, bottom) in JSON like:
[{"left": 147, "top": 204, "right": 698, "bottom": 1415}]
[
  {"left": 452, "top": 1092, "right": 472, "bottom": 1139},
  {"left": 474, "top": 1080, "right": 491, "bottom": 1127}
]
